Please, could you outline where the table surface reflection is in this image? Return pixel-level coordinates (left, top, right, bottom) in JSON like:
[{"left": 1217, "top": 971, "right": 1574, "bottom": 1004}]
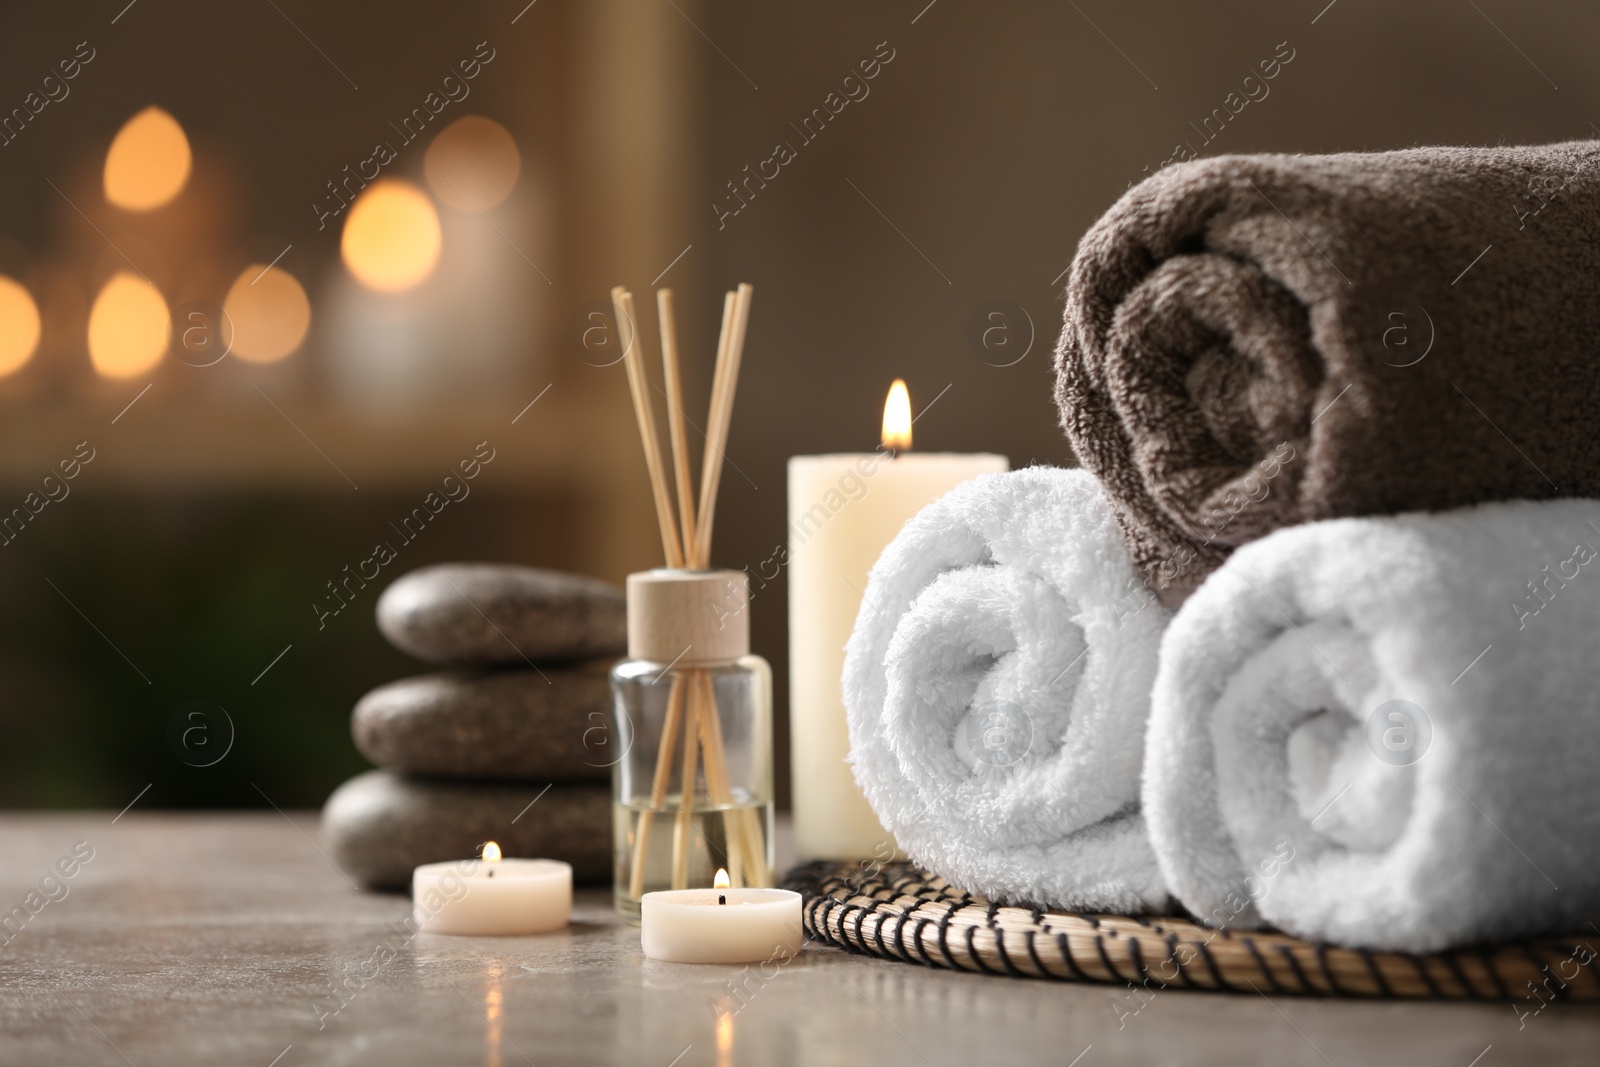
[{"left": 0, "top": 813, "right": 1595, "bottom": 1066}]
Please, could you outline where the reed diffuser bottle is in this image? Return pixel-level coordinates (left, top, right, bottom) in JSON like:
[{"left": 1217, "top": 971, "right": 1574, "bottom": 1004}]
[
  {"left": 612, "top": 569, "right": 773, "bottom": 919},
  {"left": 604, "top": 280, "right": 766, "bottom": 920}
]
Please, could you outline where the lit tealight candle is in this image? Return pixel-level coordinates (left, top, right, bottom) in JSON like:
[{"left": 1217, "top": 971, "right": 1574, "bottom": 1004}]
[
  {"left": 412, "top": 841, "right": 572, "bottom": 936},
  {"left": 641, "top": 869, "right": 803, "bottom": 964}
]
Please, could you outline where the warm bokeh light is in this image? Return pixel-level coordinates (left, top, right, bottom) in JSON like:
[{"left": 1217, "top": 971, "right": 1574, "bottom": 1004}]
[
  {"left": 485, "top": 961, "right": 504, "bottom": 1067},
  {"left": 882, "top": 379, "right": 912, "bottom": 452},
  {"left": 481, "top": 841, "right": 501, "bottom": 863},
  {"left": 716, "top": 1009, "right": 733, "bottom": 1067},
  {"left": 104, "top": 106, "right": 192, "bottom": 211},
  {"left": 223, "top": 265, "right": 311, "bottom": 364},
  {"left": 425, "top": 115, "right": 522, "bottom": 211},
  {"left": 341, "top": 179, "right": 442, "bottom": 292},
  {"left": 88, "top": 272, "right": 169, "bottom": 378},
  {"left": 0, "top": 276, "right": 41, "bottom": 377}
]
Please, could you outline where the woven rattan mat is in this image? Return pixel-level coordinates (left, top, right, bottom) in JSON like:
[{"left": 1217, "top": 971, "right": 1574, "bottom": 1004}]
[{"left": 784, "top": 861, "right": 1600, "bottom": 1000}]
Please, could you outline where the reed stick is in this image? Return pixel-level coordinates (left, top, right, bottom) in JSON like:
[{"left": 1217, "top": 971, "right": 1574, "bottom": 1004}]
[
  {"left": 712, "top": 675, "right": 768, "bottom": 884},
  {"left": 671, "top": 694, "right": 701, "bottom": 890},
  {"left": 615, "top": 282, "right": 767, "bottom": 899},
  {"left": 656, "top": 288, "right": 699, "bottom": 558},
  {"left": 694, "top": 669, "right": 768, "bottom": 886},
  {"left": 685, "top": 289, "right": 756, "bottom": 882},
  {"left": 694, "top": 284, "right": 753, "bottom": 568},
  {"left": 615, "top": 283, "right": 690, "bottom": 896},
  {"left": 690, "top": 671, "right": 743, "bottom": 886},
  {"left": 627, "top": 674, "right": 688, "bottom": 900},
  {"left": 689, "top": 291, "right": 738, "bottom": 568},
  {"left": 612, "top": 287, "right": 684, "bottom": 568}
]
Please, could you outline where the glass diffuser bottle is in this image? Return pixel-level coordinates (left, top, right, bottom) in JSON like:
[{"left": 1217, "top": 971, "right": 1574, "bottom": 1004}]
[{"left": 611, "top": 568, "right": 773, "bottom": 922}]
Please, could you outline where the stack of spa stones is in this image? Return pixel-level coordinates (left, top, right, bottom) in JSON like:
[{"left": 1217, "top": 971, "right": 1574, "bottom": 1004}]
[{"left": 323, "top": 563, "right": 626, "bottom": 890}]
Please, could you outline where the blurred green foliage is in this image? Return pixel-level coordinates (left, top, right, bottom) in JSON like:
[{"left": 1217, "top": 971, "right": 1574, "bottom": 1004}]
[{"left": 0, "top": 490, "right": 574, "bottom": 809}]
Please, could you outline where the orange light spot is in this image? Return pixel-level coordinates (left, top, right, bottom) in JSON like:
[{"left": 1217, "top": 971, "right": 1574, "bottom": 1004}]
[
  {"left": 88, "top": 272, "right": 168, "bottom": 378},
  {"left": 104, "top": 107, "right": 191, "bottom": 211},
  {"left": 425, "top": 115, "right": 522, "bottom": 211},
  {"left": 224, "top": 265, "right": 311, "bottom": 364},
  {"left": 0, "top": 276, "right": 41, "bottom": 376},
  {"left": 341, "top": 179, "right": 441, "bottom": 292}
]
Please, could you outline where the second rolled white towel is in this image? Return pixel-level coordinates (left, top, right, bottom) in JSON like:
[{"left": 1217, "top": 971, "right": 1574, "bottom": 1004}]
[
  {"left": 1146, "top": 497, "right": 1600, "bottom": 952},
  {"left": 843, "top": 467, "right": 1172, "bottom": 912}
]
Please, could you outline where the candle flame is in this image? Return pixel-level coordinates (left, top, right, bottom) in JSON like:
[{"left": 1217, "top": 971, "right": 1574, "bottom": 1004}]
[
  {"left": 481, "top": 841, "right": 502, "bottom": 863},
  {"left": 882, "top": 379, "right": 912, "bottom": 453},
  {"left": 713, "top": 868, "right": 731, "bottom": 890}
]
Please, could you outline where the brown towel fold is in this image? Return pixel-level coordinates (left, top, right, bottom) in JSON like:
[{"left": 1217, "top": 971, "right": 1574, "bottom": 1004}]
[{"left": 1054, "top": 141, "right": 1600, "bottom": 606}]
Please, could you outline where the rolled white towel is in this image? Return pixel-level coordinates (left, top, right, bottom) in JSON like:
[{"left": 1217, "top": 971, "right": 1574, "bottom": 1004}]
[
  {"left": 1147, "top": 498, "right": 1600, "bottom": 952},
  {"left": 843, "top": 467, "right": 1172, "bottom": 911}
]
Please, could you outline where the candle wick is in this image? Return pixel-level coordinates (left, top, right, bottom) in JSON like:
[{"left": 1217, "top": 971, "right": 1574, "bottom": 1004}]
[
  {"left": 718, "top": 894, "right": 726, "bottom": 906},
  {"left": 488, "top": 870, "right": 495, "bottom": 878}
]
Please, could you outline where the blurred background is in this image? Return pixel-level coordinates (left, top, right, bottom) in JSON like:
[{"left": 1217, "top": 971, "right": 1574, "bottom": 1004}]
[{"left": 0, "top": 0, "right": 1594, "bottom": 810}]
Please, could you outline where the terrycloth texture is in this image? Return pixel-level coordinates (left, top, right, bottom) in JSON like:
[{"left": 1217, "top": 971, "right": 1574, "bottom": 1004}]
[
  {"left": 1055, "top": 141, "right": 1600, "bottom": 607},
  {"left": 843, "top": 467, "right": 1172, "bottom": 912},
  {"left": 1146, "top": 498, "right": 1600, "bottom": 952}
]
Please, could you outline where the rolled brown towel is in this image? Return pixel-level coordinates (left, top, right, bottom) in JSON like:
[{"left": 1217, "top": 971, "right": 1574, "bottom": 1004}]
[{"left": 1054, "top": 141, "right": 1600, "bottom": 606}]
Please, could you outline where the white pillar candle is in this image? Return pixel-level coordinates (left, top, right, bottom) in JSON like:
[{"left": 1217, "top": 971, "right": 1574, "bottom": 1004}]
[
  {"left": 412, "top": 843, "right": 572, "bottom": 936},
  {"left": 787, "top": 380, "right": 1006, "bottom": 859},
  {"left": 640, "top": 873, "right": 802, "bottom": 964}
]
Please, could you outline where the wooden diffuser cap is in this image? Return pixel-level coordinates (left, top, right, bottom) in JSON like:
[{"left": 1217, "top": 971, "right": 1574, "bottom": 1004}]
[{"left": 626, "top": 569, "right": 750, "bottom": 666}]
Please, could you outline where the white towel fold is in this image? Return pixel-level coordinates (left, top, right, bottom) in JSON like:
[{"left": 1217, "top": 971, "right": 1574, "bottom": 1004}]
[
  {"left": 1146, "top": 498, "right": 1600, "bottom": 952},
  {"left": 843, "top": 467, "right": 1172, "bottom": 911}
]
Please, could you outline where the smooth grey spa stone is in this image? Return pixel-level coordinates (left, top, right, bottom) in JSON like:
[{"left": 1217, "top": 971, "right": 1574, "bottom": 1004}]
[
  {"left": 322, "top": 770, "right": 611, "bottom": 890},
  {"left": 377, "top": 563, "right": 627, "bottom": 665},
  {"left": 352, "top": 666, "right": 615, "bottom": 782}
]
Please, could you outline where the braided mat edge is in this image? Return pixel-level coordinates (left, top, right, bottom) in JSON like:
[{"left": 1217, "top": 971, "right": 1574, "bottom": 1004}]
[{"left": 784, "top": 861, "right": 1600, "bottom": 1001}]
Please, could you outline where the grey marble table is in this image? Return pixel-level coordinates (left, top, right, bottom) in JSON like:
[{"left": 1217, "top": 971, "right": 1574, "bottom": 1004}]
[{"left": 0, "top": 813, "right": 1596, "bottom": 1066}]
